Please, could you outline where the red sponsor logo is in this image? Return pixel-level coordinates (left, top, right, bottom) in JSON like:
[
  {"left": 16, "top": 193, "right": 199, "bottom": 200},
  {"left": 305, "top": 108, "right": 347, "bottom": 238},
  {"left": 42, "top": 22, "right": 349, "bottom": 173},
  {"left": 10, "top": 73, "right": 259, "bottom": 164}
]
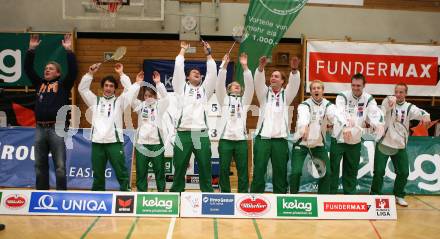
[
  {"left": 324, "top": 202, "right": 370, "bottom": 212},
  {"left": 375, "top": 199, "right": 390, "bottom": 209},
  {"left": 237, "top": 196, "right": 270, "bottom": 216},
  {"left": 118, "top": 198, "right": 133, "bottom": 208},
  {"left": 309, "top": 52, "right": 438, "bottom": 85},
  {"left": 3, "top": 194, "right": 27, "bottom": 209}
]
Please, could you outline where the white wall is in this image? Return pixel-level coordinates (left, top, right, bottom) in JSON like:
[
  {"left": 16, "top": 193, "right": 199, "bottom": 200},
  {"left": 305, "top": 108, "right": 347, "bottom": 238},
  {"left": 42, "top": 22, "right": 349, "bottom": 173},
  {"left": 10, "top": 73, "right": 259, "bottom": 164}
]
[{"left": 1, "top": 0, "right": 439, "bottom": 43}]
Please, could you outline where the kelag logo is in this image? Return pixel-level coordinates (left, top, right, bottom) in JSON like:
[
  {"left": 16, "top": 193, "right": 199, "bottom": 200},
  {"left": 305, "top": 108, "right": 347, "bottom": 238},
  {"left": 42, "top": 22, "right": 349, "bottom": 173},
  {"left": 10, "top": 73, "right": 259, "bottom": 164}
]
[
  {"left": 115, "top": 195, "right": 134, "bottom": 214},
  {"left": 201, "top": 194, "right": 234, "bottom": 215},
  {"left": 277, "top": 196, "right": 317, "bottom": 217},
  {"left": 29, "top": 192, "right": 112, "bottom": 214},
  {"left": 136, "top": 194, "right": 178, "bottom": 215}
]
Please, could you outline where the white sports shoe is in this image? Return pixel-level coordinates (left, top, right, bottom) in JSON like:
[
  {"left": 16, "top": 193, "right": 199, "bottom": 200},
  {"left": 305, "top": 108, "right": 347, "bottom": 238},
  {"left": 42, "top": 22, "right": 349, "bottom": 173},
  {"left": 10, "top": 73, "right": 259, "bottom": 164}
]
[{"left": 396, "top": 197, "right": 408, "bottom": 207}]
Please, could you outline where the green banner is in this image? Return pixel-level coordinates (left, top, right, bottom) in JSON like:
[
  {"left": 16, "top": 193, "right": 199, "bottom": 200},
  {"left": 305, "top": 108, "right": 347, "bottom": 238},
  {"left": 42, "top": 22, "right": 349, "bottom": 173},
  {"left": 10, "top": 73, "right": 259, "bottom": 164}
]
[
  {"left": 136, "top": 194, "right": 179, "bottom": 215},
  {"left": 236, "top": 0, "right": 307, "bottom": 84},
  {"left": 0, "top": 33, "right": 69, "bottom": 86},
  {"left": 264, "top": 136, "right": 440, "bottom": 195}
]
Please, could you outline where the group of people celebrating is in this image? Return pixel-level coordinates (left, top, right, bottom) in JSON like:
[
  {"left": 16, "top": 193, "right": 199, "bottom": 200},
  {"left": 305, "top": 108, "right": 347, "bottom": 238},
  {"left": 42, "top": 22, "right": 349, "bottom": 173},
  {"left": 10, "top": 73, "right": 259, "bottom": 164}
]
[{"left": 27, "top": 34, "right": 431, "bottom": 207}]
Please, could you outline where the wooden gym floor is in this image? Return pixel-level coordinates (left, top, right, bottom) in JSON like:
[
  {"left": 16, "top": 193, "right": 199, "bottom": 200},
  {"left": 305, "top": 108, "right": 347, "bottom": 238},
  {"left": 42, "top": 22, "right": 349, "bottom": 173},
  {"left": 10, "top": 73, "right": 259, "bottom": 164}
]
[{"left": 0, "top": 195, "right": 439, "bottom": 239}]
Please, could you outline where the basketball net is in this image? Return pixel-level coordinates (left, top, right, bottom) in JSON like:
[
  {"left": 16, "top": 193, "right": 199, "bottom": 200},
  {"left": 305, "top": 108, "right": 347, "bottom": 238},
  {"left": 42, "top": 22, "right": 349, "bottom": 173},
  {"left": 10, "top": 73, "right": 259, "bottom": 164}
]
[{"left": 91, "top": 0, "right": 123, "bottom": 29}]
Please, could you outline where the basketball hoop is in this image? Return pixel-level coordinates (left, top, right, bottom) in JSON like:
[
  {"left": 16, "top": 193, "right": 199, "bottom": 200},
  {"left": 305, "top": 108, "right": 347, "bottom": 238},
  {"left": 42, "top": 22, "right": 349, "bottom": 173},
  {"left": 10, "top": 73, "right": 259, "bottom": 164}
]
[{"left": 91, "top": 0, "right": 124, "bottom": 29}]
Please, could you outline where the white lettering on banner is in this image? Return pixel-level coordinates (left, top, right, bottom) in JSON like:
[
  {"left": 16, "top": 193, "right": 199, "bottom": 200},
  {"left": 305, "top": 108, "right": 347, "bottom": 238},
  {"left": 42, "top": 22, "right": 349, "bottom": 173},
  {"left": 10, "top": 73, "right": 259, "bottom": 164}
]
[
  {"left": 62, "top": 200, "right": 107, "bottom": 211},
  {"left": 315, "top": 61, "right": 432, "bottom": 78},
  {"left": 282, "top": 198, "right": 312, "bottom": 212},
  {"left": 142, "top": 197, "right": 173, "bottom": 209},
  {"left": 0, "top": 145, "right": 35, "bottom": 160},
  {"left": 320, "top": 141, "right": 440, "bottom": 192},
  {"left": 0, "top": 49, "right": 22, "bottom": 83},
  {"left": 68, "top": 167, "right": 112, "bottom": 178}
]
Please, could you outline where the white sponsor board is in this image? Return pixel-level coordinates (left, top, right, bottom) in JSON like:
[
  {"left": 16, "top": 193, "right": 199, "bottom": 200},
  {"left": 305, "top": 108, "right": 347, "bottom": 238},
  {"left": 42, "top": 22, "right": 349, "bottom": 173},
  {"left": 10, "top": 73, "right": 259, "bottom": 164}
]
[{"left": 181, "top": 192, "right": 397, "bottom": 220}]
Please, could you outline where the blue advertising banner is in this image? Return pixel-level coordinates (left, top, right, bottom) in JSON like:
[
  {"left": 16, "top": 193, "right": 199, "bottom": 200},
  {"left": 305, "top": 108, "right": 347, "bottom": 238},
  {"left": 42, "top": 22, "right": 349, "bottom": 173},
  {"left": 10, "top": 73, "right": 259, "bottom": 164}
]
[
  {"left": 143, "top": 60, "right": 235, "bottom": 92},
  {"left": 28, "top": 191, "right": 113, "bottom": 215},
  {"left": 0, "top": 127, "right": 134, "bottom": 190}
]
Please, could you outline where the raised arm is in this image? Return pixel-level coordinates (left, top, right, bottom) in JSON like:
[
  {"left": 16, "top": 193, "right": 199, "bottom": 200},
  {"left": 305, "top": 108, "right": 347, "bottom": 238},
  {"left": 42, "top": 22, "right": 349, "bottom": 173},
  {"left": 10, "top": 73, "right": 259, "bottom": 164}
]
[
  {"left": 215, "top": 54, "right": 229, "bottom": 106},
  {"left": 285, "top": 56, "right": 301, "bottom": 105},
  {"left": 117, "top": 64, "right": 140, "bottom": 110},
  {"left": 131, "top": 71, "right": 145, "bottom": 111},
  {"left": 24, "top": 34, "right": 42, "bottom": 87},
  {"left": 201, "top": 41, "right": 217, "bottom": 99},
  {"left": 172, "top": 42, "right": 189, "bottom": 95},
  {"left": 254, "top": 56, "right": 269, "bottom": 104},
  {"left": 60, "top": 34, "right": 78, "bottom": 91},
  {"left": 241, "top": 53, "right": 254, "bottom": 106},
  {"left": 78, "top": 63, "right": 100, "bottom": 107}
]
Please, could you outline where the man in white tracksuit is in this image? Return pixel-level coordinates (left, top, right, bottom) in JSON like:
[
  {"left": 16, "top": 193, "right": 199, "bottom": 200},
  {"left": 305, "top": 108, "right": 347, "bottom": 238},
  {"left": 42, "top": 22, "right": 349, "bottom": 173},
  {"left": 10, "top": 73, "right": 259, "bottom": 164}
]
[
  {"left": 132, "top": 71, "right": 170, "bottom": 192},
  {"left": 170, "top": 41, "right": 217, "bottom": 192},
  {"left": 250, "top": 56, "right": 300, "bottom": 194},
  {"left": 79, "top": 63, "right": 141, "bottom": 191},
  {"left": 371, "top": 83, "right": 430, "bottom": 206},
  {"left": 216, "top": 53, "right": 254, "bottom": 193},
  {"left": 329, "top": 73, "right": 384, "bottom": 195},
  {"left": 291, "top": 80, "right": 346, "bottom": 194}
]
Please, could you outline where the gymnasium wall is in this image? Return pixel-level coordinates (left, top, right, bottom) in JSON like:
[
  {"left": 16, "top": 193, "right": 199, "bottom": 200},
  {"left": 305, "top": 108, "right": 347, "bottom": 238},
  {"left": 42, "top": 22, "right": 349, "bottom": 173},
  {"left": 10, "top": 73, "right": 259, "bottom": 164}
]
[
  {"left": 75, "top": 38, "right": 303, "bottom": 130},
  {"left": 0, "top": 1, "right": 439, "bottom": 43}
]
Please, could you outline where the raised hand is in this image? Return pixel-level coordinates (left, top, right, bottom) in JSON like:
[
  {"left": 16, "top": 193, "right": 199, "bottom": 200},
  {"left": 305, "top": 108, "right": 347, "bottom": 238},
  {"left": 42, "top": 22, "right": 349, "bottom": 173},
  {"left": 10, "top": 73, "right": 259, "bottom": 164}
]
[
  {"left": 179, "top": 41, "right": 190, "bottom": 56},
  {"left": 88, "top": 63, "right": 101, "bottom": 75},
  {"left": 202, "top": 40, "right": 212, "bottom": 56},
  {"left": 152, "top": 71, "right": 161, "bottom": 84},
  {"left": 239, "top": 52, "right": 248, "bottom": 70},
  {"left": 136, "top": 71, "right": 144, "bottom": 83},
  {"left": 258, "top": 56, "right": 267, "bottom": 72},
  {"left": 62, "top": 33, "right": 73, "bottom": 51},
  {"left": 290, "top": 56, "right": 300, "bottom": 73},
  {"left": 29, "top": 34, "right": 41, "bottom": 50},
  {"left": 180, "top": 41, "right": 190, "bottom": 50},
  {"left": 114, "top": 63, "right": 124, "bottom": 76},
  {"left": 221, "top": 54, "right": 230, "bottom": 69}
]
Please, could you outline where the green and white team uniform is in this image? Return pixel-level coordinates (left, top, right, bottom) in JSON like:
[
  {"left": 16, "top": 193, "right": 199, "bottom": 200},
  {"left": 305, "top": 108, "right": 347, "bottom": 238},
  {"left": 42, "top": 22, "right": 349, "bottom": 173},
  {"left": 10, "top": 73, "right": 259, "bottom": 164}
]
[
  {"left": 291, "top": 98, "right": 344, "bottom": 194},
  {"left": 132, "top": 82, "right": 170, "bottom": 192},
  {"left": 330, "top": 90, "right": 383, "bottom": 194},
  {"left": 170, "top": 54, "right": 217, "bottom": 192},
  {"left": 250, "top": 69, "right": 300, "bottom": 194},
  {"left": 79, "top": 73, "right": 140, "bottom": 191},
  {"left": 371, "top": 97, "right": 429, "bottom": 198},
  {"left": 216, "top": 68, "right": 254, "bottom": 193}
]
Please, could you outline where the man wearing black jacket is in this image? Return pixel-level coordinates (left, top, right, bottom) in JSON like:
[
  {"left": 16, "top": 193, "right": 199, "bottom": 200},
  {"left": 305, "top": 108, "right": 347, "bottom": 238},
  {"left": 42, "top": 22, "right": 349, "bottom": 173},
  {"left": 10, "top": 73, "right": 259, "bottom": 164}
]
[{"left": 24, "top": 34, "right": 78, "bottom": 190}]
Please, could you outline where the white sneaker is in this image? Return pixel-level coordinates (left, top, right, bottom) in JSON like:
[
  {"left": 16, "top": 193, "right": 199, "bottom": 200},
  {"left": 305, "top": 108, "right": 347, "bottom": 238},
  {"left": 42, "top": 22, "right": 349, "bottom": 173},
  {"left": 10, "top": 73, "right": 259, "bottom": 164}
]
[{"left": 396, "top": 197, "right": 408, "bottom": 207}]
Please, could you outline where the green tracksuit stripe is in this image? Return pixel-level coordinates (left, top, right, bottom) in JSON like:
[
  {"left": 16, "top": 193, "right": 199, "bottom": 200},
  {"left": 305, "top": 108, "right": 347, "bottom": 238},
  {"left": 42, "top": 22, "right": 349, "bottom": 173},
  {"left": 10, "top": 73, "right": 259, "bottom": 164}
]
[
  {"left": 135, "top": 144, "right": 166, "bottom": 192},
  {"left": 218, "top": 139, "right": 249, "bottom": 193},
  {"left": 290, "top": 144, "right": 331, "bottom": 194},
  {"left": 371, "top": 144, "right": 409, "bottom": 198},
  {"left": 250, "top": 135, "right": 288, "bottom": 194},
  {"left": 329, "top": 137, "right": 361, "bottom": 194},
  {"left": 91, "top": 142, "right": 129, "bottom": 191},
  {"left": 170, "top": 131, "right": 214, "bottom": 192}
]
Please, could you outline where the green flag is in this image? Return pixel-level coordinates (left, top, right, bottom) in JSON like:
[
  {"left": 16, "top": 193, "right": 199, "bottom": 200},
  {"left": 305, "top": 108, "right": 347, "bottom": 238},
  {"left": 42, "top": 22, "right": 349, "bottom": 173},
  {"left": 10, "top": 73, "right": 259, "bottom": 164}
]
[
  {"left": 236, "top": 0, "right": 307, "bottom": 84},
  {"left": 0, "top": 33, "right": 69, "bottom": 87}
]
